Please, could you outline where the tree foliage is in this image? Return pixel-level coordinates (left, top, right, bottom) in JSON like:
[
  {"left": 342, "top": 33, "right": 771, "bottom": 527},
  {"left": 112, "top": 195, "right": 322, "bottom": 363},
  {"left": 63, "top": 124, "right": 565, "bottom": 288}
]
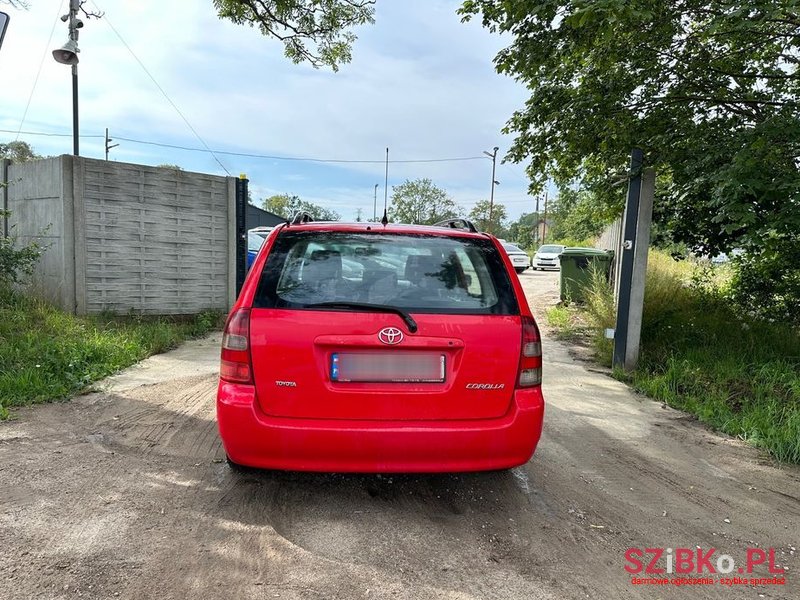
[
  {"left": 468, "top": 199, "right": 507, "bottom": 235},
  {"left": 262, "top": 193, "right": 340, "bottom": 221},
  {"left": 507, "top": 212, "right": 539, "bottom": 249},
  {"left": 388, "top": 179, "right": 460, "bottom": 225},
  {"left": 214, "top": 0, "right": 375, "bottom": 71},
  {"left": 0, "top": 141, "right": 40, "bottom": 163},
  {"left": 547, "top": 186, "right": 617, "bottom": 243},
  {"left": 459, "top": 0, "right": 800, "bottom": 257}
]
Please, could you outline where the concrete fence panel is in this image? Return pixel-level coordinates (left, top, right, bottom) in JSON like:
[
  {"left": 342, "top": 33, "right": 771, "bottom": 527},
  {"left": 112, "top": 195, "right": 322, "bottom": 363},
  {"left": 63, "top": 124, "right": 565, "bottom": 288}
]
[{"left": 5, "top": 155, "right": 236, "bottom": 315}]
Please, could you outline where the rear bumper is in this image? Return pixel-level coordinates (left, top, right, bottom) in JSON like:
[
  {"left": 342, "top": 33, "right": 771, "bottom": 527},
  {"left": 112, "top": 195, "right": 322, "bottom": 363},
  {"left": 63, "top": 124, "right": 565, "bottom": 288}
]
[
  {"left": 533, "top": 260, "right": 559, "bottom": 270},
  {"left": 217, "top": 382, "right": 544, "bottom": 473}
]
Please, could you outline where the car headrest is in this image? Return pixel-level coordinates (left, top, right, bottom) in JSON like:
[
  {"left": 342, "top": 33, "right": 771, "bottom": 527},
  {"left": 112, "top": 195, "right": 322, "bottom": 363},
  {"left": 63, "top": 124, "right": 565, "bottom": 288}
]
[
  {"left": 305, "top": 249, "right": 342, "bottom": 281},
  {"left": 405, "top": 254, "right": 443, "bottom": 283}
]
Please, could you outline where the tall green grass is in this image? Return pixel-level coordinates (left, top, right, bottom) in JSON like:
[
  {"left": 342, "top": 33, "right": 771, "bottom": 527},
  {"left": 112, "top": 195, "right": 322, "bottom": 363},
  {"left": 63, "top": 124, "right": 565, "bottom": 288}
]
[
  {"left": 0, "top": 288, "right": 222, "bottom": 419},
  {"left": 573, "top": 252, "right": 800, "bottom": 463}
]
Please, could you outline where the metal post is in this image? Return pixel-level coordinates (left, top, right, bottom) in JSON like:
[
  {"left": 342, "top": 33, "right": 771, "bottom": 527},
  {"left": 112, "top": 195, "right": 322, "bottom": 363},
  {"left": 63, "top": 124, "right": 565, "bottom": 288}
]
[
  {"left": 72, "top": 64, "right": 79, "bottom": 156},
  {"left": 373, "top": 183, "right": 378, "bottom": 221},
  {"left": 612, "top": 148, "right": 644, "bottom": 370},
  {"left": 234, "top": 175, "right": 249, "bottom": 296},
  {"left": 534, "top": 195, "right": 540, "bottom": 245},
  {"left": 383, "top": 148, "right": 389, "bottom": 217}
]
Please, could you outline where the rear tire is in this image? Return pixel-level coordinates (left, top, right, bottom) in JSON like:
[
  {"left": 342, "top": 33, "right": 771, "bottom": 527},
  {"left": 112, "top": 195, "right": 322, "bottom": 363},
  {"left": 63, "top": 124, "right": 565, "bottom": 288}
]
[{"left": 515, "top": 268, "right": 526, "bottom": 274}]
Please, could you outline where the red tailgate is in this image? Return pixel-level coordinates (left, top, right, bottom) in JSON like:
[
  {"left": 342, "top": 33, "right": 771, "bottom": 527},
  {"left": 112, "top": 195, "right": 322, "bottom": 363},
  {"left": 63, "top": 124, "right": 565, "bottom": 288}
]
[{"left": 249, "top": 309, "right": 521, "bottom": 421}]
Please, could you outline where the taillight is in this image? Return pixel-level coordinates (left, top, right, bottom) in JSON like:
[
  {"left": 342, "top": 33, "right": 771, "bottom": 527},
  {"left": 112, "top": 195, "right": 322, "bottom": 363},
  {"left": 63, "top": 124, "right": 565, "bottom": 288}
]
[
  {"left": 517, "top": 315, "right": 542, "bottom": 388},
  {"left": 220, "top": 308, "right": 252, "bottom": 384}
]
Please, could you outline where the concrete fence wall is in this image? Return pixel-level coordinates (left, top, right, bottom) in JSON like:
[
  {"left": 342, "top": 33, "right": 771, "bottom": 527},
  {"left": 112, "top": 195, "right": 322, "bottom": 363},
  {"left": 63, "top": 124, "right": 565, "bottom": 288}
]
[
  {"left": 4, "top": 155, "right": 237, "bottom": 315},
  {"left": 596, "top": 217, "right": 623, "bottom": 301}
]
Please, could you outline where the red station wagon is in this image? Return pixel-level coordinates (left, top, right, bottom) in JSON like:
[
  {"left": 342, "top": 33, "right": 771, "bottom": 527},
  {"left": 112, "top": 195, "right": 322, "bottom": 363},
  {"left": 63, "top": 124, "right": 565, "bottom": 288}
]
[{"left": 216, "top": 217, "right": 544, "bottom": 472}]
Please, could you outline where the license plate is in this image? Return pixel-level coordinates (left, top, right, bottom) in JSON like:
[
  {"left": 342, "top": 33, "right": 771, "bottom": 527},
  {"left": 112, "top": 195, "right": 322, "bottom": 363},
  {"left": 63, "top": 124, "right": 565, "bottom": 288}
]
[{"left": 331, "top": 352, "right": 445, "bottom": 383}]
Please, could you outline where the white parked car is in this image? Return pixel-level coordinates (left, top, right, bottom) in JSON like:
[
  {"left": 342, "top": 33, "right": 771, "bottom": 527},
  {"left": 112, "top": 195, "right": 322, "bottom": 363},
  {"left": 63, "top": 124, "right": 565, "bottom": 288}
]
[
  {"left": 502, "top": 242, "right": 531, "bottom": 274},
  {"left": 531, "top": 244, "right": 566, "bottom": 271}
]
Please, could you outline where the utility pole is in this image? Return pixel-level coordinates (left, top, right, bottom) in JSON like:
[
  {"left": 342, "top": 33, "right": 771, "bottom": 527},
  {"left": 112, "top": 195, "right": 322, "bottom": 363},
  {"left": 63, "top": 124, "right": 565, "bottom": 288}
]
[
  {"left": 534, "top": 195, "right": 540, "bottom": 245},
  {"left": 373, "top": 183, "right": 378, "bottom": 221},
  {"left": 542, "top": 189, "right": 548, "bottom": 244},
  {"left": 355, "top": 208, "right": 363, "bottom": 222},
  {"left": 104, "top": 127, "right": 118, "bottom": 160},
  {"left": 483, "top": 146, "right": 499, "bottom": 233}
]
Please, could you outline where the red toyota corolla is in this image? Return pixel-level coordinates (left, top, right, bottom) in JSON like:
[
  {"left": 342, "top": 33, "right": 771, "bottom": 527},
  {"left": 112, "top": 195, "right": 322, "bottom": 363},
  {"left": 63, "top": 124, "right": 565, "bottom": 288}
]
[{"left": 216, "top": 217, "right": 544, "bottom": 472}]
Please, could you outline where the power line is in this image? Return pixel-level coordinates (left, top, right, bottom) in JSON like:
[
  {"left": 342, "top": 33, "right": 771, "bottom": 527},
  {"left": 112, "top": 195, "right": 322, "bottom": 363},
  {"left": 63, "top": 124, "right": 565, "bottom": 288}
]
[
  {"left": 14, "top": 0, "right": 65, "bottom": 142},
  {"left": 0, "top": 128, "right": 487, "bottom": 164},
  {"left": 110, "top": 135, "right": 486, "bottom": 164},
  {"left": 89, "top": 0, "right": 231, "bottom": 175}
]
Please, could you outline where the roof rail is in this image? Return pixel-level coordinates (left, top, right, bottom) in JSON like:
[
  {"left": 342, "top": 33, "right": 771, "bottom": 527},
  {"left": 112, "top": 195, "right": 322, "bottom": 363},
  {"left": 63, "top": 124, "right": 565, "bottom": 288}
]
[
  {"left": 290, "top": 211, "right": 314, "bottom": 225},
  {"left": 433, "top": 218, "right": 478, "bottom": 233}
]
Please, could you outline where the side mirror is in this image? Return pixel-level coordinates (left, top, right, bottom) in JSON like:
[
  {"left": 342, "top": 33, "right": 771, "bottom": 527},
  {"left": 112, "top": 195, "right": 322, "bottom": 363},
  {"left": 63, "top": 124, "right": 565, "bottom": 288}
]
[{"left": 0, "top": 13, "right": 8, "bottom": 52}]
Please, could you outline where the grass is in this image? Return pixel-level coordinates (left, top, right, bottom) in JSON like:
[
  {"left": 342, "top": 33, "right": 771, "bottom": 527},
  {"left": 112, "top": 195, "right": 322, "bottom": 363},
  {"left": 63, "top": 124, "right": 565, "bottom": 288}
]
[
  {"left": 550, "top": 251, "right": 800, "bottom": 464},
  {"left": 545, "top": 304, "right": 583, "bottom": 340},
  {"left": 0, "top": 287, "right": 223, "bottom": 419}
]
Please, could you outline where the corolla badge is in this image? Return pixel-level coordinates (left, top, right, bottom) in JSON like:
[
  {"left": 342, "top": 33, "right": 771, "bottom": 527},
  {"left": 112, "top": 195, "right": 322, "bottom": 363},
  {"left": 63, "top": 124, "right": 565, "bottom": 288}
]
[{"left": 378, "top": 327, "right": 404, "bottom": 345}]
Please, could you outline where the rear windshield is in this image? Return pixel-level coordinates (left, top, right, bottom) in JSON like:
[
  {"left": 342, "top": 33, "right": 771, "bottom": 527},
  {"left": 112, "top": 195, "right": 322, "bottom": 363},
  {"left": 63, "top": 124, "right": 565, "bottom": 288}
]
[
  {"left": 503, "top": 243, "right": 525, "bottom": 254},
  {"left": 253, "top": 231, "right": 519, "bottom": 315}
]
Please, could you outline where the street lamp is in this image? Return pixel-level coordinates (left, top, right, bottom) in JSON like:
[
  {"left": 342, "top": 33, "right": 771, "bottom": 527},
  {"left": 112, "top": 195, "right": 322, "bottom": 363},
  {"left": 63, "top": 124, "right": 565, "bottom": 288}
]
[
  {"left": 483, "top": 146, "right": 499, "bottom": 233},
  {"left": 52, "top": 0, "right": 82, "bottom": 156}
]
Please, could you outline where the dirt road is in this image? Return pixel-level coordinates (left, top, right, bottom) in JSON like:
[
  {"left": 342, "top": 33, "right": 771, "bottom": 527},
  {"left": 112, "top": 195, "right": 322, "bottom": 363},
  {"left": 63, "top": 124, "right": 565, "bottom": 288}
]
[{"left": 1, "top": 271, "right": 798, "bottom": 599}]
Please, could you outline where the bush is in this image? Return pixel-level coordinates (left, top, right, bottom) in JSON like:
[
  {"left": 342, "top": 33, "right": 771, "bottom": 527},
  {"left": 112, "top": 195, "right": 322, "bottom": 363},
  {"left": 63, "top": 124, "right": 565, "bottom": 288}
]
[
  {"left": 728, "top": 240, "right": 800, "bottom": 325},
  {"left": 0, "top": 211, "right": 45, "bottom": 288}
]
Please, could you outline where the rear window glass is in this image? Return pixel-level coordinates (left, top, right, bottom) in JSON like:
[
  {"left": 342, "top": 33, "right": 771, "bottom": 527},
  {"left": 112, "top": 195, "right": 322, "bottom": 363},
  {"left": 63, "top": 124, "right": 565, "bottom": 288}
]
[
  {"left": 253, "top": 231, "right": 519, "bottom": 315},
  {"left": 538, "top": 245, "right": 563, "bottom": 253},
  {"left": 503, "top": 243, "right": 525, "bottom": 254}
]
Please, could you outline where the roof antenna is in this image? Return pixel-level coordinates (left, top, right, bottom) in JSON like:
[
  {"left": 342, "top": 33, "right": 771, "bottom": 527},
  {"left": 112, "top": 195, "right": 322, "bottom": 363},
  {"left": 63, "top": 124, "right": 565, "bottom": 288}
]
[{"left": 381, "top": 208, "right": 389, "bottom": 226}]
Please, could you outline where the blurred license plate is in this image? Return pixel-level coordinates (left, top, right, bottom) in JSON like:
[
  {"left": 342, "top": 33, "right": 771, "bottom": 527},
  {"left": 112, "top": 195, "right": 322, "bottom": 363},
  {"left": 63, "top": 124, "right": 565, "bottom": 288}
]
[{"left": 331, "top": 352, "right": 445, "bottom": 383}]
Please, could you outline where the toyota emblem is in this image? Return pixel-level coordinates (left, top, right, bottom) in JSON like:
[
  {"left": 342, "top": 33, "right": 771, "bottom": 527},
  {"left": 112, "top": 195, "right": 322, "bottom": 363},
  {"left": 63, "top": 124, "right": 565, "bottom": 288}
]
[{"left": 378, "top": 327, "right": 404, "bottom": 345}]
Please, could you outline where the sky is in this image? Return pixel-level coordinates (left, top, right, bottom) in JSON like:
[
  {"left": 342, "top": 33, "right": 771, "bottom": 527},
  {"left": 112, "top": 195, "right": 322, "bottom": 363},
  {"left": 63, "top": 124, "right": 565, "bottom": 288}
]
[{"left": 0, "top": 0, "right": 547, "bottom": 222}]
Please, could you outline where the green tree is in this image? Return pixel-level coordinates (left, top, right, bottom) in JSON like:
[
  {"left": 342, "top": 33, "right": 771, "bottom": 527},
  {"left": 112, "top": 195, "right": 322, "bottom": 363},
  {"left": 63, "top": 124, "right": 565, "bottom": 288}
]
[
  {"left": 214, "top": 0, "right": 375, "bottom": 71},
  {"left": 468, "top": 199, "right": 508, "bottom": 236},
  {"left": 262, "top": 193, "right": 340, "bottom": 221},
  {"left": 547, "top": 186, "right": 615, "bottom": 243},
  {"left": 507, "top": 212, "right": 539, "bottom": 249},
  {"left": 459, "top": 0, "right": 800, "bottom": 257},
  {"left": 388, "top": 178, "right": 460, "bottom": 225},
  {"left": 0, "top": 141, "right": 40, "bottom": 163}
]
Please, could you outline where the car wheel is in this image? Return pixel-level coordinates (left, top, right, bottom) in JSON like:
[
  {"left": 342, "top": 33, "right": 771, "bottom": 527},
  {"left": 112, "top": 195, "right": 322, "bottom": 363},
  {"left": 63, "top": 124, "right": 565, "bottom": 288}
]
[{"left": 515, "top": 268, "right": 526, "bottom": 274}]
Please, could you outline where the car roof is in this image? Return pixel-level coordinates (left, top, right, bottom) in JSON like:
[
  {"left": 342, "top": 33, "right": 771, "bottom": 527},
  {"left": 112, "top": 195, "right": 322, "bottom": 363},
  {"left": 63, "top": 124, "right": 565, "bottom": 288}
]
[{"left": 276, "top": 221, "right": 493, "bottom": 241}]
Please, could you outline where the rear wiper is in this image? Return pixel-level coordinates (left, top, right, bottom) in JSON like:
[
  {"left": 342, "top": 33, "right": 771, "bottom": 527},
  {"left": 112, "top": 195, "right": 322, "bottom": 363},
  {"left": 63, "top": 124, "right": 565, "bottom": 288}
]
[{"left": 306, "top": 301, "right": 418, "bottom": 333}]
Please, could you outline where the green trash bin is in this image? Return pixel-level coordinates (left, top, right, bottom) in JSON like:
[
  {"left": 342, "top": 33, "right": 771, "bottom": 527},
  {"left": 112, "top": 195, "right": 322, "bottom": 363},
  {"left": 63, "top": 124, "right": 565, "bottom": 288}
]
[{"left": 559, "top": 247, "right": 614, "bottom": 303}]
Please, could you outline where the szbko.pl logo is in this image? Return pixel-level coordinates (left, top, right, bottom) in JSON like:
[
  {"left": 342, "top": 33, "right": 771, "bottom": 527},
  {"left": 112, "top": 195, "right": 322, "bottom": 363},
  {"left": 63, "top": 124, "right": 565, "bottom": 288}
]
[{"left": 625, "top": 547, "right": 788, "bottom": 587}]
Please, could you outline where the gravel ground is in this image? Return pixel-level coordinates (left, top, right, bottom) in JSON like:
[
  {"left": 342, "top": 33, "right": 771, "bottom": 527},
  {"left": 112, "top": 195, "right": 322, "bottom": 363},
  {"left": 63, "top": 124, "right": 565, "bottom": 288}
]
[{"left": 1, "top": 270, "right": 798, "bottom": 599}]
